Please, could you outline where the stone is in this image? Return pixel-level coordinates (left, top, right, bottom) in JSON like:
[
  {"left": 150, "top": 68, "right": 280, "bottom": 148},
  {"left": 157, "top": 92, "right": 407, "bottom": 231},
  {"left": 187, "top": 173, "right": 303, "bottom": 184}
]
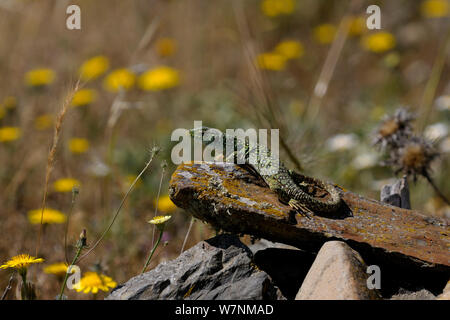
[
  {"left": 437, "top": 281, "right": 450, "bottom": 300},
  {"left": 390, "top": 288, "right": 436, "bottom": 300},
  {"left": 106, "top": 234, "right": 279, "bottom": 300},
  {"left": 295, "top": 241, "right": 381, "bottom": 300},
  {"left": 380, "top": 175, "right": 411, "bottom": 209}
]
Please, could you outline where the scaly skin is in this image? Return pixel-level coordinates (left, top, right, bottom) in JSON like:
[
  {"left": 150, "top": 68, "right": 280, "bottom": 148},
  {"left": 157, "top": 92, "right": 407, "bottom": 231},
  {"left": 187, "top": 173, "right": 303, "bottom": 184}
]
[{"left": 190, "top": 127, "right": 342, "bottom": 215}]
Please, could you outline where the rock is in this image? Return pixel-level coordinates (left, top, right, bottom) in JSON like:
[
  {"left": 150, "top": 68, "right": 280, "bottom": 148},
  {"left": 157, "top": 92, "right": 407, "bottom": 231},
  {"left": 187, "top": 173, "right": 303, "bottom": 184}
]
[
  {"left": 437, "top": 281, "right": 450, "bottom": 300},
  {"left": 106, "top": 234, "right": 279, "bottom": 300},
  {"left": 295, "top": 241, "right": 381, "bottom": 300},
  {"left": 390, "top": 288, "right": 436, "bottom": 300},
  {"left": 248, "top": 239, "right": 299, "bottom": 254},
  {"left": 380, "top": 176, "right": 411, "bottom": 209},
  {"left": 249, "top": 239, "right": 315, "bottom": 300},
  {"left": 253, "top": 246, "right": 316, "bottom": 300},
  {"left": 169, "top": 162, "right": 450, "bottom": 295}
]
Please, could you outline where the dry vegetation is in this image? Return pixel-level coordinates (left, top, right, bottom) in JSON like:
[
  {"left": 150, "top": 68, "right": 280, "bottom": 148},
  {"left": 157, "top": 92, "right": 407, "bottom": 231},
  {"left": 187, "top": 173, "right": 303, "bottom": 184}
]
[{"left": 0, "top": 0, "right": 449, "bottom": 299}]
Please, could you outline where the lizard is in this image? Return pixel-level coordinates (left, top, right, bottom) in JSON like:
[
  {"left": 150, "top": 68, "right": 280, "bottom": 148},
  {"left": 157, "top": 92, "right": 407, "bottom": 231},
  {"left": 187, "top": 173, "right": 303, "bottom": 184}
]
[{"left": 189, "top": 127, "right": 342, "bottom": 216}]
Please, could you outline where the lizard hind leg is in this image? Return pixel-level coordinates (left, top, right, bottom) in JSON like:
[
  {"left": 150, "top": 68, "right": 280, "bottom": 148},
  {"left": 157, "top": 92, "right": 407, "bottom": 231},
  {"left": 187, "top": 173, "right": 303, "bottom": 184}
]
[{"left": 288, "top": 199, "right": 313, "bottom": 219}]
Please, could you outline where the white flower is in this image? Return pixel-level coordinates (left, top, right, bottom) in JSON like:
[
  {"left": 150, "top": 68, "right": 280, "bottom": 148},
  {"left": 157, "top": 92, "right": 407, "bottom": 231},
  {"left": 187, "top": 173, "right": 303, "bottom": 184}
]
[
  {"left": 351, "top": 152, "right": 378, "bottom": 170},
  {"left": 326, "top": 133, "right": 358, "bottom": 152},
  {"left": 435, "top": 95, "right": 450, "bottom": 111},
  {"left": 87, "top": 156, "right": 111, "bottom": 177},
  {"left": 424, "top": 123, "right": 448, "bottom": 141},
  {"left": 440, "top": 137, "right": 450, "bottom": 153}
]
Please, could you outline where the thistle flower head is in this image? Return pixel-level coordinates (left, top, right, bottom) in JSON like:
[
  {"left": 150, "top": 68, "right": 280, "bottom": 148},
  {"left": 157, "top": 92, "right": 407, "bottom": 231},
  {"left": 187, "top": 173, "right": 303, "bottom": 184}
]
[
  {"left": 373, "top": 108, "right": 415, "bottom": 149},
  {"left": 386, "top": 136, "right": 439, "bottom": 180}
]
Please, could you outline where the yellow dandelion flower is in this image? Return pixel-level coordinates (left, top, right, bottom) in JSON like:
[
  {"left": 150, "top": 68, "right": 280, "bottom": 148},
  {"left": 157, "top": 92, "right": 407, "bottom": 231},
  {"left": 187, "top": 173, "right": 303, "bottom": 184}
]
[
  {"left": 2, "top": 96, "right": 17, "bottom": 109},
  {"left": 256, "top": 52, "right": 287, "bottom": 71},
  {"left": 314, "top": 24, "right": 337, "bottom": 44},
  {"left": 103, "top": 68, "right": 135, "bottom": 92},
  {"left": 34, "top": 114, "right": 53, "bottom": 131},
  {"left": 421, "top": 0, "right": 449, "bottom": 18},
  {"left": 274, "top": 40, "right": 304, "bottom": 60},
  {"left": 1, "top": 254, "right": 44, "bottom": 272},
  {"left": 79, "top": 55, "right": 109, "bottom": 81},
  {"left": 138, "top": 66, "right": 180, "bottom": 91},
  {"left": 71, "top": 89, "right": 97, "bottom": 107},
  {"left": 75, "top": 271, "right": 117, "bottom": 294},
  {"left": 0, "top": 127, "right": 21, "bottom": 143},
  {"left": 261, "top": 0, "right": 295, "bottom": 17},
  {"left": 155, "top": 195, "right": 177, "bottom": 213},
  {"left": 68, "top": 138, "right": 90, "bottom": 154},
  {"left": 348, "top": 16, "right": 366, "bottom": 36},
  {"left": 156, "top": 38, "right": 177, "bottom": 57},
  {"left": 43, "top": 262, "right": 68, "bottom": 276},
  {"left": 53, "top": 178, "right": 81, "bottom": 193},
  {"left": 25, "top": 68, "right": 55, "bottom": 87},
  {"left": 148, "top": 215, "right": 172, "bottom": 226},
  {"left": 361, "top": 32, "right": 396, "bottom": 53},
  {"left": 28, "top": 208, "right": 67, "bottom": 224}
]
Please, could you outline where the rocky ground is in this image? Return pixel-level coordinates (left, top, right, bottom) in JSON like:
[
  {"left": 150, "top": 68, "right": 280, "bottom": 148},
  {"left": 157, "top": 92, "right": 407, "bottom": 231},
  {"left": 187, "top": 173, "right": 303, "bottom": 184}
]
[{"left": 107, "top": 162, "right": 449, "bottom": 300}]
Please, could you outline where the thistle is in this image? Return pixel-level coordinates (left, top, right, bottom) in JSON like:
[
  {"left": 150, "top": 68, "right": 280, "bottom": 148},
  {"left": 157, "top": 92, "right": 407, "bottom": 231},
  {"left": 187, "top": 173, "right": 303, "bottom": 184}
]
[{"left": 373, "top": 108, "right": 415, "bottom": 149}]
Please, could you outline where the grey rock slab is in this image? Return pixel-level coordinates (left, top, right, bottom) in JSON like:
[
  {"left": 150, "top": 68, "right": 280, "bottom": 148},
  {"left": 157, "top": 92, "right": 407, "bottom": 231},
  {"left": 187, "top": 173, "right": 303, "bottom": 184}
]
[{"left": 106, "top": 234, "right": 278, "bottom": 300}]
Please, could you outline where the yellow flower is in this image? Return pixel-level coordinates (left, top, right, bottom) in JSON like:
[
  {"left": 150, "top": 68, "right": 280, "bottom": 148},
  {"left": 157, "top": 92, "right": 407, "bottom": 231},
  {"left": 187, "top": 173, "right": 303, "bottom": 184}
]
[
  {"left": 25, "top": 68, "right": 55, "bottom": 87},
  {"left": 1, "top": 254, "right": 44, "bottom": 272},
  {"left": 361, "top": 32, "right": 396, "bottom": 53},
  {"left": 274, "top": 40, "right": 304, "bottom": 59},
  {"left": 314, "top": 24, "right": 337, "bottom": 44},
  {"left": 348, "top": 16, "right": 366, "bottom": 36},
  {"left": 155, "top": 195, "right": 177, "bottom": 213},
  {"left": 53, "top": 178, "right": 81, "bottom": 193},
  {"left": 34, "top": 114, "right": 53, "bottom": 131},
  {"left": 0, "top": 127, "right": 21, "bottom": 142},
  {"left": 148, "top": 215, "right": 172, "bottom": 225},
  {"left": 421, "top": 0, "right": 449, "bottom": 18},
  {"left": 28, "top": 208, "right": 67, "bottom": 224},
  {"left": 0, "top": 106, "right": 5, "bottom": 120},
  {"left": 71, "top": 89, "right": 97, "bottom": 107},
  {"left": 68, "top": 138, "right": 90, "bottom": 154},
  {"left": 156, "top": 38, "right": 177, "bottom": 57},
  {"left": 261, "top": 0, "right": 295, "bottom": 17},
  {"left": 79, "top": 56, "right": 109, "bottom": 81},
  {"left": 103, "top": 68, "right": 135, "bottom": 92},
  {"left": 256, "top": 52, "right": 287, "bottom": 71},
  {"left": 43, "top": 262, "right": 68, "bottom": 276},
  {"left": 138, "top": 66, "right": 180, "bottom": 91},
  {"left": 2, "top": 96, "right": 17, "bottom": 109},
  {"left": 75, "top": 271, "right": 117, "bottom": 294}
]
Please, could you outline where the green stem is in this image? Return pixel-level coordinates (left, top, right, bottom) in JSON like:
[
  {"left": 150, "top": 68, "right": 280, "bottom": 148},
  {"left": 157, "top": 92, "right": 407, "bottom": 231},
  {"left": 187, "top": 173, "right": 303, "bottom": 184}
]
[
  {"left": 58, "top": 242, "right": 84, "bottom": 300},
  {"left": 19, "top": 269, "right": 30, "bottom": 300},
  {"left": 141, "top": 228, "right": 164, "bottom": 274}
]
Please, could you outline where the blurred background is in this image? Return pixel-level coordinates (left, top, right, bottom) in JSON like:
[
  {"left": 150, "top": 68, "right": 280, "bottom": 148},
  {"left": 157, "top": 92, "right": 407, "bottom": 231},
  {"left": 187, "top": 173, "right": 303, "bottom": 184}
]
[{"left": 0, "top": 0, "right": 449, "bottom": 299}]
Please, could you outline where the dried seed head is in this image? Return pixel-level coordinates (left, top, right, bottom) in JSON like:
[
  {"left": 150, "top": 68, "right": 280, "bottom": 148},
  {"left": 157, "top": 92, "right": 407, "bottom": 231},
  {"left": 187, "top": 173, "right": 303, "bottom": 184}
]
[
  {"left": 387, "top": 136, "right": 439, "bottom": 180},
  {"left": 374, "top": 108, "right": 415, "bottom": 149},
  {"left": 79, "top": 229, "right": 87, "bottom": 247},
  {"left": 150, "top": 145, "right": 161, "bottom": 156}
]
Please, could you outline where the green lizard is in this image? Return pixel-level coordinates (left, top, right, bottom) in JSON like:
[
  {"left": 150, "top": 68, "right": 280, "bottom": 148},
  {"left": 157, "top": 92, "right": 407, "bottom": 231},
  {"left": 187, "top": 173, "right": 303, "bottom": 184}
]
[{"left": 189, "top": 127, "right": 342, "bottom": 216}]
